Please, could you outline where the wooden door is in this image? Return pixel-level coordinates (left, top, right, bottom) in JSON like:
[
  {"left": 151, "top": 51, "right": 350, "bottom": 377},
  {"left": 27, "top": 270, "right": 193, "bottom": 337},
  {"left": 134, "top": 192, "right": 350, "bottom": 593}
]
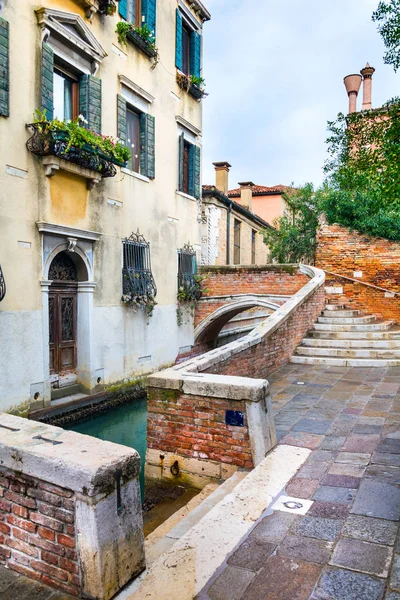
[{"left": 49, "top": 285, "right": 77, "bottom": 375}]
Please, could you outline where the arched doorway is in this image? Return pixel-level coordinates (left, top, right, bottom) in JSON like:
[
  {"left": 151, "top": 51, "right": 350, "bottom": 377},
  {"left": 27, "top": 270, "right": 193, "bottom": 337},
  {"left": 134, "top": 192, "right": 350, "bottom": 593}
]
[{"left": 48, "top": 251, "right": 78, "bottom": 387}]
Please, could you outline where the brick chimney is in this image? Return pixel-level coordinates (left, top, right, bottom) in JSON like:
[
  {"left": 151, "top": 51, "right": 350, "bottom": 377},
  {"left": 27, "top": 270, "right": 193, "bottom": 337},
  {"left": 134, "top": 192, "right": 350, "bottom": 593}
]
[
  {"left": 343, "top": 73, "right": 362, "bottom": 114},
  {"left": 237, "top": 181, "right": 254, "bottom": 212},
  {"left": 213, "top": 161, "right": 231, "bottom": 195},
  {"left": 360, "top": 63, "right": 375, "bottom": 110}
]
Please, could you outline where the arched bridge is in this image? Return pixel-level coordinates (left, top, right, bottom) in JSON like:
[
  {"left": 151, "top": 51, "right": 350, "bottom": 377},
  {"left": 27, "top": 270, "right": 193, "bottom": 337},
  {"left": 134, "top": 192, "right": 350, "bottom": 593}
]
[{"left": 194, "top": 265, "right": 309, "bottom": 345}]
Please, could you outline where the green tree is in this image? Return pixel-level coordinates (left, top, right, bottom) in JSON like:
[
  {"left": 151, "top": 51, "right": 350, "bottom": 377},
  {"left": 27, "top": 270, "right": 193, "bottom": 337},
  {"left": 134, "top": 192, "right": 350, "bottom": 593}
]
[
  {"left": 372, "top": 0, "right": 400, "bottom": 71},
  {"left": 262, "top": 184, "right": 320, "bottom": 264}
]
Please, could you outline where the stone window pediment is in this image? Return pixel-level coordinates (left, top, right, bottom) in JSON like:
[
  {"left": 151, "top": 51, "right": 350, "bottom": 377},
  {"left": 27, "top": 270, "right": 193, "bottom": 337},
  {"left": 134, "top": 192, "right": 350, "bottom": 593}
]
[{"left": 36, "top": 8, "right": 107, "bottom": 74}]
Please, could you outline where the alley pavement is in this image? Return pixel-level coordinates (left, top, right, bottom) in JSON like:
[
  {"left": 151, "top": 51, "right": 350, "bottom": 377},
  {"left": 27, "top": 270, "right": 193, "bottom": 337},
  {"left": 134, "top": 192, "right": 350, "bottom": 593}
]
[
  {"left": 0, "top": 563, "right": 74, "bottom": 599},
  {"left": 199, "top": 363, "right": 400, "bottom": 600}
]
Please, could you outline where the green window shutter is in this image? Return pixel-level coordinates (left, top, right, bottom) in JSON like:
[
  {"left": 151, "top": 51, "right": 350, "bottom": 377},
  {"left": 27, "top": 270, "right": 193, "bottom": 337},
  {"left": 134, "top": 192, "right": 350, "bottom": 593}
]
[
  {"left": 175, "top": 9, "right": 183, "bottom": 71},
  {"left": 117, "top": 94, "right": 127, "bottom": 145},
  {"left": 41, "top": 42, "right": 54, "bottom": 120},
  {"left": 190, "top": 31, "right": 201, "bottom": 79},
  {"left": 188, "top": 143, "right": 195, "bottom": 197},
  {"left": 142, "top": 0, "right": 156, "bottom": 38},
  {"left": 194, "top": 145, "right": 201, "bottom": 199},
  {"left": 178, "top": 132, "right": 184, "bottom": 191},
  {"left": 140, "top": 113, "right": 155, "bottom": 179},
  {"left": 119, "top": 0, "right": 128, "bottom": 20},
  {"left": 79, "top": 75, "right": 102, "bottom": 133},
  {"left": 0, "top": 18, "right": 9, "bottom": 118}
]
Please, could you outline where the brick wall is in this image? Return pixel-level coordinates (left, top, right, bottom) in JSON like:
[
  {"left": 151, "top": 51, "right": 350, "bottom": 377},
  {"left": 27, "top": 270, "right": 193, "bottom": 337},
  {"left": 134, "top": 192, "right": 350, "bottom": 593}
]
[
  {"left": 205, "top": 286, "right": 325, "bottom": 378},
  {"left": 0, "top": 469, "right": 80, "bottom": 597},
  {"left": 317, "top": 224, "right": 400, "bottom": 322},
  {"left": 147, "top": 391, "right": 253, "bottom": 469}
]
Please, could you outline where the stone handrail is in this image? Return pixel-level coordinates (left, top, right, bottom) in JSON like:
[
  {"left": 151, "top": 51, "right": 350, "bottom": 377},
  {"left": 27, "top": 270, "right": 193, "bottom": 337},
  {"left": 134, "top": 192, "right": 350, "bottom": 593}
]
[{"left": 323, "top": 268, "right": 400, "bottom": 297}]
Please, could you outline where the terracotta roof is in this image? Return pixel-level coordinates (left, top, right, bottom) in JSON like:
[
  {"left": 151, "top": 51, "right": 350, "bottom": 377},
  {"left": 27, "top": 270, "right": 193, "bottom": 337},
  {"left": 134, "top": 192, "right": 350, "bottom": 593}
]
[
  {"left": 202, "top": 185, "right": 273, "bottom": 229},
  {"left": 228, "top": 184, "right": 291, "bottom": 197}
]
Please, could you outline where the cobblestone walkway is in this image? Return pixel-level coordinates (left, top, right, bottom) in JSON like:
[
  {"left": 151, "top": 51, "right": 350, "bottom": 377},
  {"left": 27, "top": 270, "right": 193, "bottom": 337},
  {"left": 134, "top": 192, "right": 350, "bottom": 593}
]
[
  {"left": 198, "top": 363, "right": 400, "bottom": 600},
  {"left": 0, "top": 563, "right": 74, "bottom": 599}
]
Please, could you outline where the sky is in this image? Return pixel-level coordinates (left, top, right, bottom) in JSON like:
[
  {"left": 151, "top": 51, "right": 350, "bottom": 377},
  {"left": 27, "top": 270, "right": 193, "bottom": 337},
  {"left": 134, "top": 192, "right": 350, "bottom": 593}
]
[{"left": 201, "top": 0, "right": 399, "bottom": 191}]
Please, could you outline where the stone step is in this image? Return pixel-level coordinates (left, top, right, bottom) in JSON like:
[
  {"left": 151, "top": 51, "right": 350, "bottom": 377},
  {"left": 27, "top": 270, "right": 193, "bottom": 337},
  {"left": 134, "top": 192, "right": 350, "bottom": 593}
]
[
  {"left": 317, "top": 315, "right": 376, "bottom": 325},
  {"left": 291, "top": 355, "right": 400, "bottom": 367},
  {"left": 325, "top": 304, "right": 346, "bottom": 311},
  {"left": 309, "top": 329, "right": 400, "bottom": 340},
  {"left": 301, "top": 338, "right": 400, "bottom": 349},
  {"left": 295, "top": 346, "right": 400, "bottom": 359},
  {"left": 313, "top": 321, "right": 394, "bottom": 332},
  {"left": 322, "top": 310, "right": 360, "bottom": 318}
]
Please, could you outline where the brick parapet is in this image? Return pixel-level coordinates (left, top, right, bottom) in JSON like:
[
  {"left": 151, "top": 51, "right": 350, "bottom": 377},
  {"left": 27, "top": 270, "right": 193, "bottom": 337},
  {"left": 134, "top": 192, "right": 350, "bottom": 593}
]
[{"left": 0, "top": 469, "right": 80, "bottom": 596}]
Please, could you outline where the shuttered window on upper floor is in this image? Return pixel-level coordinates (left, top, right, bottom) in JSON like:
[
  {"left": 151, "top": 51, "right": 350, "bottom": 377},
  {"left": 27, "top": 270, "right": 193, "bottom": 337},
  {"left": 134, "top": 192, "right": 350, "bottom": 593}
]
[
  {"left": 119, "top": 0, "right": 156, "bottom": 37},
  {"left": 178, "top": 132, "right": 200, "bottom": 199},
  {"left": 175, "top": 9, "right": 201, "bottom": 79},
  {"left": 117, "top": 94, "right": 155, "bottom": 179},
  {"left": 0, "top": 18, "right": 9, "bottom": 118}
]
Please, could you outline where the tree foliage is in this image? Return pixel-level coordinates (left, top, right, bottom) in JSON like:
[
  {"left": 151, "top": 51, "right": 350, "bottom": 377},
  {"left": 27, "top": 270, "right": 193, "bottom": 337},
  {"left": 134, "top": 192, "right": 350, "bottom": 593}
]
[
  {"left": 262, "top": 184, "right": 319, "bottom": 264},
  {"left": 372, "top": 0, "right": 400, "bottom": 71}
]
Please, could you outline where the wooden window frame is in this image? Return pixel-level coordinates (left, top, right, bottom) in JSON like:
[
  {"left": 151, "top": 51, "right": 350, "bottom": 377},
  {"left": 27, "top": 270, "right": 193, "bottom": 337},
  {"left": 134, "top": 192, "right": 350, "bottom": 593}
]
[
  {"left": 53, "top": 66, "right": 79, "bottom": 121},
  {"left": 126, "top": 106, "right": 141, "bottom": 174},
  {"left": 182, "top": 23, "right": 191, "bottom": 76}
]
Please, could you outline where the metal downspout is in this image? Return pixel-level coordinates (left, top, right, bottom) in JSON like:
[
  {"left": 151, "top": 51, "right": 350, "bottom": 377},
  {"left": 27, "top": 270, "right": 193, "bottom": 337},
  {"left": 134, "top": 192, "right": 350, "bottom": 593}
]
[{"left": 226, "top": 200, "right": 232, "bottom": 264}]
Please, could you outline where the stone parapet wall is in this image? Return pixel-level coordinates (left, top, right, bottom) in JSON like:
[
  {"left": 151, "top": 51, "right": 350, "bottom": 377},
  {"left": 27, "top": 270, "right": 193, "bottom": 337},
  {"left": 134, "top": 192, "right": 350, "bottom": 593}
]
[
  {"left": 0, "top": 471, "right": 80, "bottom": 596},
  {"left": 0, "top": 414, "right": 145, "bottom": 599}
]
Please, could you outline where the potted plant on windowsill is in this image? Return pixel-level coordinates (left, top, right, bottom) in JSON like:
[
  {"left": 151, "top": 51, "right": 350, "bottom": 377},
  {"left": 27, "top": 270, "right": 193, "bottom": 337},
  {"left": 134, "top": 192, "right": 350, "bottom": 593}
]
[
  {"left": 98, "top": 0, "right": 121, "bottom": 16},
  {"left": 176, "top": 72, "right": 207, "bottom": 100},
  {"left": 116, "top": 22, "right": 159, "bottom": 64},
  {"left": 26, "top": 111, "right": 131, "bottom": 178}
]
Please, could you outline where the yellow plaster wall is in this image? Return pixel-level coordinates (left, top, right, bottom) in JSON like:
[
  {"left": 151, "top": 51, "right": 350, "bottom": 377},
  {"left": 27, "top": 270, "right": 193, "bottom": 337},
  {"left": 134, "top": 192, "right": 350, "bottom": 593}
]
[{"left": 49, "top": 172, "right": 88, "bottom": 226}]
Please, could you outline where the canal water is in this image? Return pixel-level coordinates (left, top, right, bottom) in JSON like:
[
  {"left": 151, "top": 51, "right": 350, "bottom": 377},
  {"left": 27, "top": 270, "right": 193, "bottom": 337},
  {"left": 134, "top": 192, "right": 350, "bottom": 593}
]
[{"left": 67, "top": 398, "right": 147, "bottom": 498}]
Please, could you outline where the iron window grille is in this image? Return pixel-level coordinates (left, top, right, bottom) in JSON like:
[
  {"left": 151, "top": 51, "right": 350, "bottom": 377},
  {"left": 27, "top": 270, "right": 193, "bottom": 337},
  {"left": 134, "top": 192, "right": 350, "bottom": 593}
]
[
  {"left": 0, "top": 265, "right": 5, "bottom": 302},
  {"left": 177, "top": 243, "right": 202, "bottom": 302},
  {"left": 122, "top": 230, "right": 157, "bottom": 300}
]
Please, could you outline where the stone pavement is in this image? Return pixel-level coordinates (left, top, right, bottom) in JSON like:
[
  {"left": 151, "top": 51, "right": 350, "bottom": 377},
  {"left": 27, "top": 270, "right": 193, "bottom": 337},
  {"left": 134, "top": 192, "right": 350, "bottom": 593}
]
[
  {"left": 198, "top": 363, "right": 400, "bottom": 600},
  {"left": 0, "top": 564, "right": 74, "bottom": 599}
]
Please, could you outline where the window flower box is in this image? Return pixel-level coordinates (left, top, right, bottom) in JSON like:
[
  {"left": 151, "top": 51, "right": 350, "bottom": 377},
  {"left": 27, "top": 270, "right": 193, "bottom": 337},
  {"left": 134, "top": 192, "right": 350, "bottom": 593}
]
[
  {"left": 176, "top": 71, "right": 207, "bottom": 101},
  {"left": 116, "top": 23, "right": 159, "bottom": 64},
  {"left": 126, "top": 29, "right": 157, "bottom": 58},
  {"left": 26, "top": 117, "right": 130, "bottom": 179}
]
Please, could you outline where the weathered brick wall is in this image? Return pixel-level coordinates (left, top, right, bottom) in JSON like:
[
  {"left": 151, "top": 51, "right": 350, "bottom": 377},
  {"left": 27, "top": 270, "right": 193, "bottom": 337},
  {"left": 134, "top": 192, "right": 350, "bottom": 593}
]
[
  {"left": 0, "top": 469, "right": 80, "bottom": 597},
  {"left": 204, "top": 286, "right": 325, "bottom": 378},
  {"left": 317, "top": 224, "right": 400, "bottom": 322},
  {"left": 147, "top": 391, "right": 253, "bottom": 469}
]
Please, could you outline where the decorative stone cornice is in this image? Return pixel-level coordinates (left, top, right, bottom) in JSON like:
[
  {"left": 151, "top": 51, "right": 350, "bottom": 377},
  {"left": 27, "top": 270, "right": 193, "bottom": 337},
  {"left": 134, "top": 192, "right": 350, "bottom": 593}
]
[{"left": 36, "top": 222, "right": 101, "bottom": 242}]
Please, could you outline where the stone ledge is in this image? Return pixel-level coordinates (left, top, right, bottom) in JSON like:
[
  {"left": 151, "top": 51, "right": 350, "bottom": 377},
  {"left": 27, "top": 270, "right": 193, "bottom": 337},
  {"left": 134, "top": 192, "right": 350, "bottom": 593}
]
[{"left": 0, "top": 413, "right": 140, "bottom": 497}]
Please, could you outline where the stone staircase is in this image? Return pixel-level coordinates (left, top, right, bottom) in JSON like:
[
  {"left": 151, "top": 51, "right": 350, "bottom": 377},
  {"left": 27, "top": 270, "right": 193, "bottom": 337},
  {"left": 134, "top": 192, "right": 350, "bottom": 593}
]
[{"left": 291, "top": 302, "right": 400, "bottom": 367}]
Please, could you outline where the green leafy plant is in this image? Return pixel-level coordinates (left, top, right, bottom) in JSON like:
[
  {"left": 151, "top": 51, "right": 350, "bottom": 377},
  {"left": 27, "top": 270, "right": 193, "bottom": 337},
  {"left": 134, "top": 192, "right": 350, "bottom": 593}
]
[
  {"left": 98, "top": 0, "right": 119, "bottom": 16},
  {"left": 190, "top": 75, "right": 206, "bottom": 89},
  {"left": 176, "top": 274, "right": 207, "bottom": 326},
  {"left": 33, "top": 109, "right": 131, "bottom": 165},
  {"left": 121, "top": 292, "right": 157, "bottom": 320},
  {"left": 372, "top": 0, "right": 400, "bottom": 71}
]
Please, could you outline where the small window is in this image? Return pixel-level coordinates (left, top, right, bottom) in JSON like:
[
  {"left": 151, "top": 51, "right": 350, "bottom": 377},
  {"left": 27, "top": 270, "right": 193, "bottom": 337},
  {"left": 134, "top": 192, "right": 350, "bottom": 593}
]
[
  {"left": 182, "top": 140, "right": 191, "bottom": 194},
  {"left": 251, "top": 230, "right": 256, "bottom": 265},
  {"left": 53, "top": 68, "right": 79, "bottom": 121},
  {"left": 122, "top": 230, "right": 157, "bottom": 299},
  {"left": 182, "top": 24, "right": 191, "bottom": 76},
  {"left": 233, "top": 219, "right": 241, "bottom": 265},
  {"left": 126, "top": 107, "right": 141, "bottom": 173},
  {"left": 178, "top": 244, "right": 201, "bottom": 302},
  {"left": 178, "top": 133, "right": 200, "bottom": 198}
]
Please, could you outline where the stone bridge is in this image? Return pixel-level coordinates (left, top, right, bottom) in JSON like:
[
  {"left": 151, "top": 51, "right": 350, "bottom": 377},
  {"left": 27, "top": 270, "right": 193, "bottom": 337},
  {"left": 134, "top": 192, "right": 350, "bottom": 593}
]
[{"left": 194, "top": 265, "right": 309, "bottom": 344}]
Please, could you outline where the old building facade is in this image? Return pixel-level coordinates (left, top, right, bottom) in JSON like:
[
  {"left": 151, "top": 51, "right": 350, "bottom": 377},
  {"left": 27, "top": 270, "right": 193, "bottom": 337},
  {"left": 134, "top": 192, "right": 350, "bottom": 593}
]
[{"left": 0, "top": 0, "right": 210, "bottom": 413}]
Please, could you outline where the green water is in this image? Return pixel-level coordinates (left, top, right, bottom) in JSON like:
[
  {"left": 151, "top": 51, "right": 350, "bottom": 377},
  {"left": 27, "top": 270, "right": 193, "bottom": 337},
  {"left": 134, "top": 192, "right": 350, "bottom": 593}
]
[{"left": 67, "top": 398, "right": 147, "bottom": 498}]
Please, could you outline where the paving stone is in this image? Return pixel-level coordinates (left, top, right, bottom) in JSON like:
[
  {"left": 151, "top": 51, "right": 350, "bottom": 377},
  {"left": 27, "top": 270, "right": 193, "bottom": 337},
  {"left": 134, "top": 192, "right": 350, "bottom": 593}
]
[
  {"left": 250, "top": 511, "right": 298, "bottom": 543},
  {"left": 207, "top": 565, "right": 255, "bottom": 600},
  {"left": 296, "top": 462, "right": 330, "bottom": 480},
  {"left": 351, "top": 480, "right": 400, "bottom": 521},
  {"left": 276, "top": 429, "right": 289, "bottom": 442},
  {"left": 341, "top": 433, "right": 380, "bottom": 453},
  {"left": 277, "top": 534, "right": 333, "bottom": 564},
  {"left": 278, "top": 431, "right": 323, "bottom": 449},
  {"left": 307, "top": 450, "right": 337, "bottom": 463},
  {"left": 292, "top": 419, "right": 331, "bottom": 434},
  {"left": 311, "top": 567, "right": 385, "bottom": 600},
  {"left": 0, "top": 566, "right": 19, "bottom": 593},
  {"left": 372, "top": 452, "right": 400, "bottom": 467},
  {"left": 295, "top": 516, "right": 342, "bottom": 541},
  {"left": 342, "top": 515, "right": 398, "bottom": 546},
  {"left": 320, "top": 474, "right": 361, "bottom": 488},
  {"left": 365, "top": 464, "right": 400, "bottom": 485},
  {"left": 328, "top": 462, "right": 366, "bottom": 477},
  {"left": 313, "top": 485, "right": 357, "bottom": 504},
  {"left": 330, "top": 538, "right": 393, "bottom": 577},
  {"left": 353, "top": 423, "right": 382, "bottom": 434},
  {"left": 0, "top": 578, "right": 55, "bottom": 600},
  {"left": 377, "top": 438, "right": 400, "bottom": 454},
  {"left": 385, "top": 592, "right": 400, "bottom": 600},
  {"left": 286, "top": 477, "right": 319, "bottom": 499},
  {"left": 242, "top": 555, "right": 321, "bottom": 600},
  {"left": 320, "top": 436, "right": 346, "bottom": 451},
  {"left": 308, "top": 501, "right": 350, "bottom": 519},
  {"left": 335, "top": 452, "right": 371, "bottom": 465},
  {"left": 328, "top": 418, "right": 357, "bottom": 436},
  {"left": 391, "top": 554, "right": 400, "bottom": 592},
  {"left": 227, "top": 538, "right": 276, "bottom": 571}
]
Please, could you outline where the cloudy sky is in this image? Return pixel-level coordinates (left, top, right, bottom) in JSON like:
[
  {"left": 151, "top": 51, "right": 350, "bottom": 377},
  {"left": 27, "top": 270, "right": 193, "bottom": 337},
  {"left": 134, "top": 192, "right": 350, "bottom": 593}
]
[{"left": 201, "top": 0, "right": 398, "bottom": 190}]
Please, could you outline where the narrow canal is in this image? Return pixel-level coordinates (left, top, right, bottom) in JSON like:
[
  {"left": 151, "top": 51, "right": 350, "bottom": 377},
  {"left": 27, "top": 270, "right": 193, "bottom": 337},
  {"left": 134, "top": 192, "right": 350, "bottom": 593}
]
[{"left": 67, "top": 398, "right": 147, "bottom": 498}]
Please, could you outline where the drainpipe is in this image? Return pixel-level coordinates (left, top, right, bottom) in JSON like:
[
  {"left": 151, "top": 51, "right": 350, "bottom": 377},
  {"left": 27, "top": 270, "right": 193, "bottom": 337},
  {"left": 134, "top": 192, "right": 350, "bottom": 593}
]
[{"left": 226, "top": 200, "right": 232, "bottom": 265}]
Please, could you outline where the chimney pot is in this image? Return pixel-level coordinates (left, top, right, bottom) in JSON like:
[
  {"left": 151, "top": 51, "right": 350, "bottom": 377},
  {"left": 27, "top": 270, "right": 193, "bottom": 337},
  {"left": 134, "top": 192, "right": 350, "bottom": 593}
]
[
  {"left": 237, "top": 182, "right": 254, "bottom": 211},
  {"left": 213, "top": 161, "right": 231, "bottom": 195},
  {"left": 360, "top": 63, "right": 375, "bottom": 110},
  {"left": 343, "top": 74, "right": 362, "bottom": 114}
]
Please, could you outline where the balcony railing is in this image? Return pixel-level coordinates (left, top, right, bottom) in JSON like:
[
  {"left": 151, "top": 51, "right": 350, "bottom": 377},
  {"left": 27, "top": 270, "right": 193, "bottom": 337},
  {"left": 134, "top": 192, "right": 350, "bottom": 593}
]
[
  {"left": 0, "top": 265, "right": 6, "bottom": 302},
  {"left": 26, "top": 123, "right": 125, "bottom": 178}
]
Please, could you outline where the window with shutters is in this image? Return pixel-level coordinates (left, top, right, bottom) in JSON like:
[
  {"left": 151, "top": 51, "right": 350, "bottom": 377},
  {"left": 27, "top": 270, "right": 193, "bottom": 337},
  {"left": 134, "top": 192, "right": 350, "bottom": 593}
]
[
  {"left": 0, "top": 18, "right": 9, "bottom": 118},
  {"left": 126, "top": 108, "right": 141, "bottom": 173},
  {"left": 53, "top": 67, "right": 79, "bottom": 122},
  {"left": 178, "top": 132, "right": 201, "bottom": 199},
  {"left": 175, "top": 8, "right": 205, "bottom": 99},
  {"left": 117, "top": 0, "right": 158, "bottom": 61},
  {"left": 234, "top": 219, "right": 241, "bottom": 265}
]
